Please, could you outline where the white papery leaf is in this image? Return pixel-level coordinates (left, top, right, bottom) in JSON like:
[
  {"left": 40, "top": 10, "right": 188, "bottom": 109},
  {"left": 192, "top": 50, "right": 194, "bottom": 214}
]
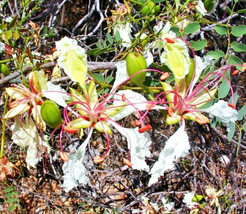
[
  {"left": 203, "top": 100, "right": 238, "bottom": 129},
  {"left": 148, "top": 124, "right": 190, "bottom": 186},
  {"left": 195, "top": 0, "right": 207, "bottom": 15},
  {"left": 11, "top": 118, "right": 50, "bottom": 169},
  {"left": 111, "top": 61, "right": 129, "bottom": 91},
  {"left": 189, "top": 55, "right": 213, "bottom": 94},
  {"left": 113, "top": 124, "right": 151, "bottom": 171},
  {"left": 111, "top": 90, "right": 148, "bottom": 121},
  {"left": 114, "top": 22, "right": 132, "bottom": 48},
  {"left": 43, "top": 81, "right": 69, "bottom": 107},
  {"left": 61, "top": 129, "right": 92, "bottom": 192}
]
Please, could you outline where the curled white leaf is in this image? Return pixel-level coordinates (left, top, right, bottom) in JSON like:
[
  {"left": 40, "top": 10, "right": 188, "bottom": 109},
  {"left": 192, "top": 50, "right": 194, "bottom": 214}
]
[
  {"left": 113, "top": 124, "right": 151, "bottom": 171},
  {"left": 203, "top": 100, "right": 238, "bottom": 128},
  {"left": 61, "top": 129, "right": 93, "bottom": 192},
  {"left": 148, "top": 124, "right": 190, "bottom": 186}
]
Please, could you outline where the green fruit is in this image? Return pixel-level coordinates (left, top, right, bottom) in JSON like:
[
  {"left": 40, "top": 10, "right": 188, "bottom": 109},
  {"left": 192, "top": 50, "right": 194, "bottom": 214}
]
[
  {"left": 154, "top": 5, "right": 161, "bottom": 13},
  {"left": 41, "top": 100, "right": 63, "bottom": 128},
  {"left": 1, "top": 64, "right": 10, "bottom": 76},
  {"left": 141, "top": 1, "right": 155, "bottom": 15},
  {"left": 126, "top": 52, "right": 147, "bottom": 87},
  {"left": 141, "top": 5, "right": 150, "bottom": 15}
]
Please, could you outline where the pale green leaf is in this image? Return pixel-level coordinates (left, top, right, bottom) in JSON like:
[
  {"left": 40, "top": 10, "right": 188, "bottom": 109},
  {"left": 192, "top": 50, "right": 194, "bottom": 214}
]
[
  {"left": 231, "top": 25, "right": 246, "bottom": 37},
  {"left": 206, "top": 50, "right": 225, "bottom": 60},
  {"left": 229, "top": 55, "right": 243, "bottom": 70},
  {"left": 231, "top": 41, "right": 246, "bottom": 52},
  {"left": 190, "top": 39, "right": 207, "bottom": 51},
  {"left": 4, "top": 103, "right": 30, "bottom": 119},
  {"left": 238, "top": 104, "right": 246, "bottom": 121},
  {"left": 214, "top": 25, "right": 228, "bottom": 35},
  {"left": 184, "top": 22, "right": 200, "bottom": 34}
]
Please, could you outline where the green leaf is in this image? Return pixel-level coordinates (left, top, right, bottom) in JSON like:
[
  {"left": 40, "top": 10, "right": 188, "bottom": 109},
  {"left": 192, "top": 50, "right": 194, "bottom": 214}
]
[
  {"left": 204, "top": 0, "right": 215, "bottom": 12},
  {"left": 231, "top": 25, "right": 246, "bottom": 37},
  {"left": 6, "top": 198, "right": 20, "bottom": 203},
  {"left": 86, "top": 47, "right": 114, "bottom": 56},
  {"left": 91, "top": 73, "right": 104, "bottom": 82},
  {"left": 243, "top": 121, "right": 246, "bottom": 131},
  {"left": 4, "top": 187, "right": 14, "bottom": 193},
  {"left": 229, "top": 92, "right": 239, "bottom": 105},
  {"left": 184, "top": 22, "right": 200, "bottom": 34},
  {"left": 106, "top": 33, "right": 113, "bottom": 44},
  {"left": 231, "top": 42, "right": 246, "bottom": 52},
  {"left": 9, "top": 204, "right": 17, "bottom": 212},
  {"left": 13, "top": 30, "right": 20, "bottom": 40},
  {"left": 190, "top": 39, "right": 207, "bottom": 51},
  {"left": 229, "top": 55, "right": 243, "bottom": 70},
  {"left": 218, "top": 70, "right": 230, "bottom": 98},
  {"left": 99, "top": 38, "right": 107, "bottom": 48},
  {"left": 238, "top": 104, "right": 246, "bottom": 121},
  {"left": 170, "top": 27, "right": 181, "bottom": 37},
  {"left": 106, "top": 76, "right": 114, "bottom": 84},
  {"left": 237, "top": 9, "right": 246, "bottom": 14},
  {"left": 206, "top": 50, "right": 225, "bottom": 60},
  {"left": 214, "top": 25, "right": 228, "bottom": 35},
  {"left": 227, "top": 123, "right": 235, "bottom": 141},
  {"left": 115, "top": 30, "right": 122, "bottom": 42}
]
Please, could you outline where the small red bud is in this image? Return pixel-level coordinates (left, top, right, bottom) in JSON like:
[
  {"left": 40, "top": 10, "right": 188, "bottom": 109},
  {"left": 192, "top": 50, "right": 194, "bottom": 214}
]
[
  {"left": 134, "top": 120, "right": 142, "bottom": 127},
  {"left": 232, "top": 70, "right": 239, "bottom": 76},
  {"left": 167, "top": 107, "right": 173, "bottom": 117},
  {"left": 164, "top": 38, "right": 175, "bottom": 43},
  {"left": 122, "top": 93, "right": 126, "bottom": 101},
  {"left": 228, "top": 103, "right": 236, "bottom": 109},
  {"left": 138, "top": 124, "right": 152, "bottom": 133}
]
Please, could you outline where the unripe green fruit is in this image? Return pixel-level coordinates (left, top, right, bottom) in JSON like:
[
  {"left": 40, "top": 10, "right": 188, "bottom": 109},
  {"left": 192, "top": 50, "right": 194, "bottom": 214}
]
[
  {"left": 141, "top": 1, "right": 155, "bottom": 15},
  {"left": 1, "top": 64, "right": 10, "bottom": 76},
  {"left": 41, "top": 100, "right": 63, "bottom": 128},
  {"left": 126, "top": 52, "right": 147, "bottom": 87},
  {"left": 154, "top": 5, "right": 161, "bottom": 13}
]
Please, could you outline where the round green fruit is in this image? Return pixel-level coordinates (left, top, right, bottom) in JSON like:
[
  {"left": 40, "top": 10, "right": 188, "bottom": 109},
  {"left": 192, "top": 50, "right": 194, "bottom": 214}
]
[
  {"left": 126, "top": 52, "right": 147, "bottom": 87},
  {"left": 1, "top": 64, "right": 10, "bottom": 76},
  {"left": 41, "top": 100, "right": 63, "bottom": 128}
]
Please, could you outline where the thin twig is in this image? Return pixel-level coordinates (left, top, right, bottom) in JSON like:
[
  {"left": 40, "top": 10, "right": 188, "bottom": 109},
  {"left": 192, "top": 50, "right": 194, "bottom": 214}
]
[{"left": 0, "top": 61, "right": 117, "bottom": 86}]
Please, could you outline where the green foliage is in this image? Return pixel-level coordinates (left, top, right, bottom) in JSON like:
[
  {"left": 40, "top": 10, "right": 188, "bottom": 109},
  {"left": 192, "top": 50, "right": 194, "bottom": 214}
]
[
  {"left": 214, "top": 25, "right": 228, "bottom": 36},
  {"left": 231, "top": 25, "right": 246, "bottom": 37},
  {"left": 231, "top": 42, "right": 246, "bottom": 52},
  {"left": 190, "top": 39, "right": 207, "bottom": 51},
  {"left": 207, "top": 50, "right": 225, "bottom": 60},
  {"left": 184, "top": 22, "right": 200, "bottom": 34},
  {"left": 4, "top": 186, "right": 21, "bottom": 212}
]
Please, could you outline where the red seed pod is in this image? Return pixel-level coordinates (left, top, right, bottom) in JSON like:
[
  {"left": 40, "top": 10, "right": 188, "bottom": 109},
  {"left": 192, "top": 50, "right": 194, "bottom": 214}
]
[
  {"left": 228, "top": 103, "right": 236, "bottom": 109},
  {"left": 164, "top": 37, "right": 175, "bottom": 43}
]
